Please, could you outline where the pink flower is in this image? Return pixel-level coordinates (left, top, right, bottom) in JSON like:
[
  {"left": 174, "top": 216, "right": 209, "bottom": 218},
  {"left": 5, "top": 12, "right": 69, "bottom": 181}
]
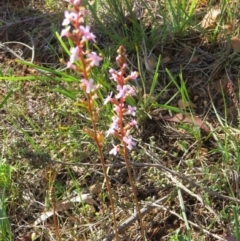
[
  {"left": 87, "top": 52, "right": 102, "bottom": 66},
  {"left": 123, "top": 133, "right": 136, "bottom": 150},
  {"left": 66, "top": 0, "right": 81, "bottom": 5},
  {"left": 130, "top": 71, "right": 138, "bottom": 80},
  {"left": 81, "top": 78, "right": 97, "bottom": 93},
  {"left": 106, "top": 116, "right": 119, "bottom": 136},
  {"left": 124, "top": 85, "right": 135, "bottom": 96},
  {"left": 115, "top": 85, "right": 135, "bottom": 99},
  {"left": 79, "top": 25, "right": 96, "bottom": 42},
  {"left": 112, "top": 116, "right": 119, "bottom": 128},
  {"left": 109, "top": 69, "right": 120, "bottom": 82},
  {"left": 62, "top": 11, "right": 78, "bottom": 25},
  {"left": 73, "top": 0, "right": 81, "bottom": 5},
  {"left": 126, "top": 105, "right": 136, "bottom": 116},
  {"left": 113, "top": 104, "right": 121, "bottom": 113},
  {"left": 61, "top": 26, "right": 71, "bottom": 37},
  {"left": 129, "top": 119, "right": 137, "bottom": 127},
  {"left": 104, "top": 92, "right": 113, "bottom": 105},
  {"left": 106, "top": 47, "right": 139, "bottom": 154},
  {"left": 106, "top": 126, "right": 115, "bottom": 136},
  {"left": 109, "top": 144, "right": 118, "bottom": 155},
  {"left": 66, "top": 61, "right": 76, "bottom": 69},
  {"left": 115, "top": 85, "right": 125, "bottom": 99},
  {"left": 69, "top": 46, "right": 79, "bottom": 63}
]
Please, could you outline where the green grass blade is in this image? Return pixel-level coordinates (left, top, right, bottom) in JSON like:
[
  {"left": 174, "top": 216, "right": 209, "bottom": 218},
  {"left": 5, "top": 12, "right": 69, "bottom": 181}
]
[
  {"left": 146, "top": 56, "right": 161, "bottom": 106},
  {"left": 53, "top": 88, "right": 76, "bottom": 100},
  {"left": 135, "top": 45, "right": 146, "bottom": 96},
  {"left": 0, "top": 90, "right": 13, "bottom": 109},
  {"left": 188, "top": 0, "right": 198, "bottom": 17},
  {"left": 177, "top": 188, "right": 191, "bottom": 240}
]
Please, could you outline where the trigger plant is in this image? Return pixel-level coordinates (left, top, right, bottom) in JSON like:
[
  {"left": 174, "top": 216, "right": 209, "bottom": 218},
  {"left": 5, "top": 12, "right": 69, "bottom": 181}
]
[
  {"left": 61, "top": 0, "right": 119, "bottom": 240},
  {"left": 105, "top": 46, "right": 145, "bottom": 239}
]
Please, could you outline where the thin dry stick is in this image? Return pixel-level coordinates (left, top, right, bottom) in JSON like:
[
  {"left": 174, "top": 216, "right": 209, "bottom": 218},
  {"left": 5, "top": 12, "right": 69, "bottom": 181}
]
[
  {"left": 23, "top": 31, "right": 35, "bottom": 63},
  {"left": 0, "top": 41, "right": 35, "bottom": 68}
]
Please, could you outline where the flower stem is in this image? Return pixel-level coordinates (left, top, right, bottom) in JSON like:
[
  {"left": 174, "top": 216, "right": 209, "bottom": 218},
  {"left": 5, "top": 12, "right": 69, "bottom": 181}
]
[
  {"left": 88, "top": 95, "right": 119, "bottom": 241},
  {"left": 116, "top": 64, "right": 145, "bottom": 238},
  {"left": 122, "top": 144, "right": 145, "bottom": 239}
]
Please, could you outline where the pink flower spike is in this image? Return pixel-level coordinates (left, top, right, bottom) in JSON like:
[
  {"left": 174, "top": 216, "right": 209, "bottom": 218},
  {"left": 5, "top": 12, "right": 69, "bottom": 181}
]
[
  {"left": 87, "top": 52, "right": 102, "bottom": 66},
  {"left": 109, "top": 144, "right": 118, "bottom": 155},
  {"left": 81, "top": 78, "right": 97, "bottom": 93},
  {"left": 127, "top": 105, "right": 136, "bottom": 116},
  {"left": 104, "top": 92, "right": 113, "bottom": 105},
  {"left": 79, "top": 25, "right": 96, "bottom": 42}
]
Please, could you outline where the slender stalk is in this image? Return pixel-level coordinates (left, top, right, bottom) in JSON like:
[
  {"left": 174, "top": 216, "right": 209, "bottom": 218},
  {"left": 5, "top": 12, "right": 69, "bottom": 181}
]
[
  {"left": 122, "top": 144, "right": 145, "bottom": 239},
  {"left": 60, "top": 3, "right": 121, "bottom": 239},
  {"left": 118, "top": 69, "right": 145, "bottom": 239},
  {"left": 88, "top": 101, "right": 119, "bottom": 241},
  {"left": 106, "top": 46, "right": 145, "bottom": 239},
  {"left": 96, "top": 142, "right": 119, "bottom": 241}
]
